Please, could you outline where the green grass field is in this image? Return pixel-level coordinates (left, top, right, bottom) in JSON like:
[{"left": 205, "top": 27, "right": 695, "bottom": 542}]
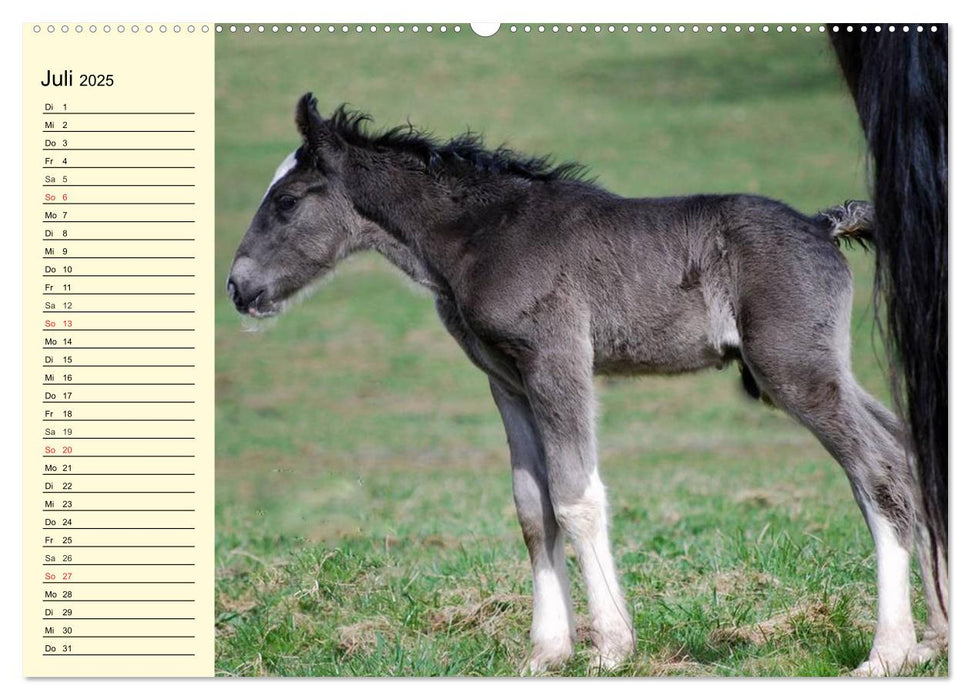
[{"left": 213, "top": 27, "right": 946, "bottom": 676}]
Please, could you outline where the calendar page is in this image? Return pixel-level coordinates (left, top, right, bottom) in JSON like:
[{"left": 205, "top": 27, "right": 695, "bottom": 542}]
[{"left": 20, "top": 20, "right": 951, "bottom": 680}]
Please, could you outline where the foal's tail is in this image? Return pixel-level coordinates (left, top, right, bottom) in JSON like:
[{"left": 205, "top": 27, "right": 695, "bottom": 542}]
[{"left": 815, "top": 200, "right": 875, "bottom": 248}]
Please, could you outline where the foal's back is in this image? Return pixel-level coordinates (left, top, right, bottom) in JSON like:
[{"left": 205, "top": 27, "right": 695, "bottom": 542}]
[{"left": 457, "top": 182, "right": 847, "bottom": 377}]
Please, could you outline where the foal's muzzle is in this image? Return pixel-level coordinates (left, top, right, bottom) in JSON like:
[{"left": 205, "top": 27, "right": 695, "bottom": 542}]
[{"left": 226, "top": 260, "right": 270, "bottom": 316}]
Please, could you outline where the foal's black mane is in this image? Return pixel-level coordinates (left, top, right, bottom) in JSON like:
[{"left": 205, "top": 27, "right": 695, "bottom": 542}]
[{"left": 327, "top": 104, "right": 593, "bottom": 183}]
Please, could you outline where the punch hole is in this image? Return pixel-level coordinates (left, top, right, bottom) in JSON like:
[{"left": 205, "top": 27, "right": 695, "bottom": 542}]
[
  {"left": 201, "top": 25, "right": 209, "bottom": 33},
  {"left": 76, "top": 25, "right": 84, "bottom": 33},
  {"left": 524, "top": 26, "right": 531, "bottom": 33},
  {"left": 90, "top": 24, "right": 98, "bottom": 32},
  {"left": 146, "top": 25, "right": 153, "bottom": 33},
  {"left": 33, "top": 25, "right": 40, "bottom": 32}
]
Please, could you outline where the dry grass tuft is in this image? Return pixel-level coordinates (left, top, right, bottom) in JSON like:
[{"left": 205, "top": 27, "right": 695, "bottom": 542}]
[
  {"left": 428, "top": 593, "right": 530, "bottom": 635},
  {"left": 709, "top": 601, "right": 832, "bottom": 647},
  {"left": 337, "top": 617, "right": 395, "bottom": 657}
]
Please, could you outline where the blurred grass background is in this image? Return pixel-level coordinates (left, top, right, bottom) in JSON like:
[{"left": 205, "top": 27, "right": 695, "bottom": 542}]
[{"left": 214, "top": 27, "right": 943, "bottom": 676}]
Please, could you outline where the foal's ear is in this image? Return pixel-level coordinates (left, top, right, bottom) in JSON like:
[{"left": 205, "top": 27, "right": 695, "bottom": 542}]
[{"left": 295, "top": 92, "right": 325, "bottom": 145}]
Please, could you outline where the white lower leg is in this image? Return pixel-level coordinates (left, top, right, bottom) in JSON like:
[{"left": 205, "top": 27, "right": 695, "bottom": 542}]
[
  {"left": 854, "top": 511, "right": 918, "bottom": 675},
  {"left": 528, "top": 530, "right": 575, "bottom": 671},
  {"left": 557, "top": 473, "right": 634, "bottom": 668}
]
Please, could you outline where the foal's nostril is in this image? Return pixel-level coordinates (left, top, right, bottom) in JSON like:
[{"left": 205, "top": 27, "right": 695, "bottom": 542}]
[{"left": 227, "top": 279, "right": 238, "bottom": 301}]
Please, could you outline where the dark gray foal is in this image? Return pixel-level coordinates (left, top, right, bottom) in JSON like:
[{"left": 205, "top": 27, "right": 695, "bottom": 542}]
[{"left": 227, "top": 94, "right": 947, "bottom": 675}]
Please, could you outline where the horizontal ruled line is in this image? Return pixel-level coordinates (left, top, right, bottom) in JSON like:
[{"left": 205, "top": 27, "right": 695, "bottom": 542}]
[
  {"left": 46, "top": 238, "right": 197, "bottom": 242},
  {"left": 44, "top": 184, "right": 195, "bottom": 187},
  {"left": 43, "top": 203, "right": 195, "bottom": 206},
  {"left": 43, "top": 564, "right": 195, "bottom": 567},
  {"left": 42, "top": 654, "right": 196, "bottom": 657},
  {"left": 39, "top": 455, "right": 195, "bottom": 458},
  {"left": 44, "top": 400, "right": 195, "bottom": 404},
  {"left": 38, "top": 473, "right": 195, "bottom": 476},
  {"left": 43, "top": 419, "right": 194, "bottom": 422},
  {"left": 39, "top": 220, "right": 195, "bottom": 223},
  {"left": 43, "top": 111, "right": 196, "bottom": 115},
  {"left": 43, "top": 636, "right": 196, "bottom": 639},
  {"left": 43, "top": 310, "right": 195, "bottom": 313},
  {"left": 41, "top": 508, "right": 196, "bottom": 516},
  {"left": 42, "top": 382, "right": 196, "bottom": 385},
  {"left": 43, "top": 293, "right": 196, "bottom": 296},
  {"left": 42, "top": 437, "right": 195, "bottom": 440},
  {"left": 43, "top": 130, "right": 195, "bottom": 133},
  {"left": 43, "top": 148, "right": 195, "bottom": 151},
  {"left": 44, "top": 491, "right": 194, "bottom": 494},
  {"left": 43, "top": 329, "right": 195, "bottom": 332},
  {"left": 43, "top": 166, "right": 195, "bottom": 169},
  {"left": 43, "top": 545, "right": 196, "bottom": 548},
  {"left": 43, "top": 364, "right": 196, "bottom": 367}
]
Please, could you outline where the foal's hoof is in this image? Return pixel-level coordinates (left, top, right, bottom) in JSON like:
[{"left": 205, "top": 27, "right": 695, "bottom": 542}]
[
  {"left": 525, "top": 639, "right": 574, "bottom": 675},
  {"left": 850, "top": 645, "right": 929, "bottom": 677},
  {"left": 591, "top": 631, "right": 635, "bottom": 672}
]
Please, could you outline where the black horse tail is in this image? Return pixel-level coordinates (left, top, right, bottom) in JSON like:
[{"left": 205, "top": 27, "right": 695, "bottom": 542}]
[{"left": 829, "top": 25, "right": 948, "bottom": 607}]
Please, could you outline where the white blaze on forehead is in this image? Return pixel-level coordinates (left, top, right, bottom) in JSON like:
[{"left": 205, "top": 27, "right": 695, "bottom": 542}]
[{"left": 261, "top": 149, "right": 299, "bottom": 201}]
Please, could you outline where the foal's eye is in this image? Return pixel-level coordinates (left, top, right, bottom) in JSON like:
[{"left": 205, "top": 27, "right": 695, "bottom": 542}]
[{"left": 276, "top": 194, "right": 298, "bottom": 211}]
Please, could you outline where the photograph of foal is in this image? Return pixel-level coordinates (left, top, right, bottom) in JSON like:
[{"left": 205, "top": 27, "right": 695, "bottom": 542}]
[{"left": 226, "top": 94, "right": 946, "bottom": 676}]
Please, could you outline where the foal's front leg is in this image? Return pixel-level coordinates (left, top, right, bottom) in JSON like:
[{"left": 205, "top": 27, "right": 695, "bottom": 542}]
[
  {"left": 520, "top": 343, "right": 635, "bottom": 670},
  {"left": 490, "top": 381, "right": 576, "bottom": 673}
]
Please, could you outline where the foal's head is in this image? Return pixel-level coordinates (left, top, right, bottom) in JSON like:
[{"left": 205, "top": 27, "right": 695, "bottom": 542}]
[{"left": 227, "top": 93, "right": 368, "bottom": 317}]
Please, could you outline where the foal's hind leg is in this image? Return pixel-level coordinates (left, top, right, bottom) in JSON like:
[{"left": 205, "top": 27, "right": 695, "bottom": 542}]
[
  {"left": 490, "top": 380, "right": 576, "bottom": 672},
  {"left": 860, "top": 394, "right": 949, "bottom": 657},
  {"left": 745, "top": 349, "right": 921, "bottom": 675}
]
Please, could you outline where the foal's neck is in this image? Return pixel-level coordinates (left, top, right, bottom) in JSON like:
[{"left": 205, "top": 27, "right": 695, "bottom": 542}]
[
  {"left": 357, "top": 224, "right": 441, "bottom": 292},
  {"left": 346, "top": 152, "right": 480, "bottom": 292}
]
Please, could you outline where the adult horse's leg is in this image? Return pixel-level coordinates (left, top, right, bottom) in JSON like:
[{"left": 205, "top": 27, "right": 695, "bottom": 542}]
[
  {"left": 519, "top": 337, "right": 634, "bottom": 670},
  {"left": 490, "top": 380, "right": 576, "bottom": 672}
]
